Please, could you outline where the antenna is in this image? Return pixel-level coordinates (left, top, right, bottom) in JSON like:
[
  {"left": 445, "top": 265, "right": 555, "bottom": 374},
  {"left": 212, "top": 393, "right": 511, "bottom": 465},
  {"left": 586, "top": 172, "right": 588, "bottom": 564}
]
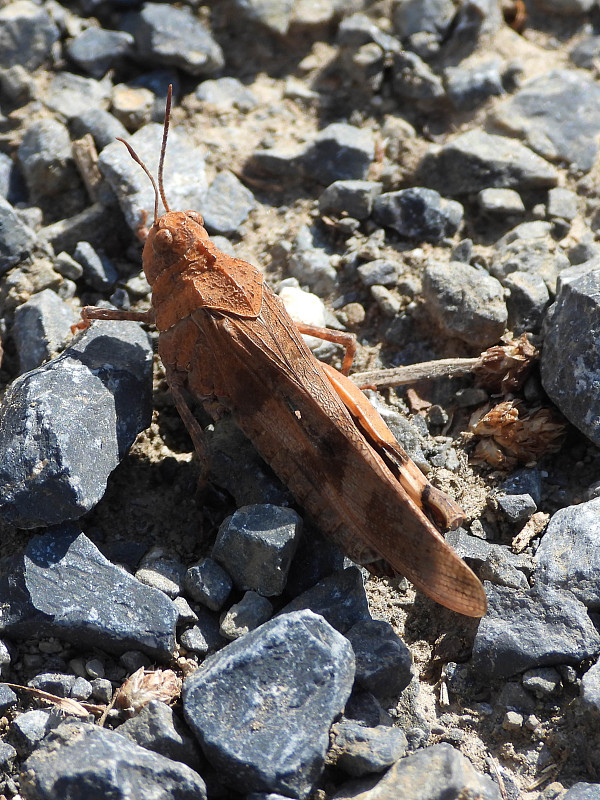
[{"left": 116, "top": 83, "right": 174, "bottom": 225}]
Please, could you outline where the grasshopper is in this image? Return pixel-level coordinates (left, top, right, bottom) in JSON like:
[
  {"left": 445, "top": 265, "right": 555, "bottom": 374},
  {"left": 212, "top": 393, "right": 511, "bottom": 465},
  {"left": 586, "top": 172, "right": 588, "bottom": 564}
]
[{"left": 81, "top": 87, "right": 486, "bottom": 618}]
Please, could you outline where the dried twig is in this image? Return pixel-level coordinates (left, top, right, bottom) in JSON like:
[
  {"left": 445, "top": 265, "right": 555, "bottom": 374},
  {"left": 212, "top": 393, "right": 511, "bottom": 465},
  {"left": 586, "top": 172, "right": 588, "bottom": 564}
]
[
  {"left": 351, "top": 357, "right": 480, "bottom": 390},
  {"left": 72, "top": 134, "right": 103, "bottom": 202}
]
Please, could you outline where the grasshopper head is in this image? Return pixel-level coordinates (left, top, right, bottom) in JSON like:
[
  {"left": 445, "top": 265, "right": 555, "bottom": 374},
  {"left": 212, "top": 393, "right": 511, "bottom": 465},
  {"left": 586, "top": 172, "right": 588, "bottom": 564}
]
[{"left": 142, "top": 210, "right": 212, "bottom": 284}]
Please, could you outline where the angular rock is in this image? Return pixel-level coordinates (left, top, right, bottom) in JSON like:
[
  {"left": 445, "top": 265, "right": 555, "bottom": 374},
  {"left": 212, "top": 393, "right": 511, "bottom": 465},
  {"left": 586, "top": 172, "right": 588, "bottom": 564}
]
[
  {"left": 491, "top": 69, "right": 600, "bottom": 171},
  {"left": 183, "top": 609, "right": 355, "bottom": 799},
  {"left": 563, "top": 784, "right": 600, "bottom": 800},
  {"left": 422, "top": 261, "right": 507, "bottom": 347},
  {"left": 99, "top": 123, "right": 209, "bottom": 232},
  {"left": 28, "top": 673, "right": 76, "bottom": 698},
  {"left": 135, "top": 549, "right": 186, "bottom": 599},
  {"left": 0, "top": 319, "right": 153, "bottom": 528},
  {"left": 212, "top": 505, "right": 302, "bottom": 597},
  {"left": 541, "top": 265, "right": 600, "bottom": 446},
  {"left": 70, "top": 109, "right": 129, "bottom": 153},
  {"left": 184, "top": 558, "right": 232, "bottom": 611},
  {"left": 391, "top": 50, "right": 445, "bottom": 103},
  {"left": 66, "top": 27, "right": 134, "bottom": 79},
  {"left": 284, "top": 527, "right": 345, "bottom": 598},
  {"left": 179, "top": 607, "right": 227, "bottom": 657},
  {"left": 12, "top": 709, "right": 56, "bottom": 757},
  {"left": 444, "top": 60, "right": 503, "bottom": 111},
  {"left": 279, "top": 567, "right": 371, "bottom": 633},
  {"left": 417, "top": 130, "right": 558, "bottom": 195},
  {"left": 122, "top": 3, "right": 224, "bottom": 76},
  {"left": 42, "top": 72, "right": 111, "bottom": 120},
  {"left": 288, "top": 243, "right": 337, "bottom": 296},
  {"left": 20, "top": 719, "right": 207, "bottom": 799},
  {"left": 201, "top": 171, "right": 256, "bottom": 236},
  {"left": 319, "top": 180, "right": 382, "bottom": 220},
  {"left": 345, "top": 619, "right": 413, "bottom": 698},
  {"left": 393, "top": 0, "right": 455, "bottom": 40},
  {"left": 491, "top": 221, "right": 569, "bottom": 292},
  {"left": 195, "top": 76, "right": 258, "bottom": 111},
  {"left": 228, "top": 0, "right": 295, "bottom": 34},
  {"left": 13, "top": 289, "right": 77, "bottom": 374},
  {"left": 582, "top": 658, "right": 600, "bottom": 715},
  {"left": 0, "top": 1, "right": 59, "bottom": 71},
  {"left": 0, "top": 196, "right": 36, "bottom": 274},
  {"left": 547, "top": 187, "right": 578, "bottom": 221},
  {"left": 18, "top": 118, "right": 79, "bottom": 200},
  {"left": 472, "top": 582, "right": 600, "bottom": 679},
  {"left": 332, "top": 743, "right": 501, "bottom": 800},
  {"left": 219, "top": 591, "right": 273, "bottom": 640},
  {"left": 117, "top": 700, "right": 201, "bottom": 769},
  {"left": 357, "top": 259, "right": 399, "bottom": 288},
  {"left": 503, "top": 271, "right": 550, "bottom": 335},
  {"left": 329, "top": 721, "right": 407, "bottom": 777},
  {"left": 500, "top": 468, "right": 542, "bottom": 505},
  {"left": 373, "top": 188, "right": 463, "bottom": 242},
  {"left": 478, "top": 188, "right": 525, "bottom": 216},
  {"left": 73, "top": 241, "right": 118, "bottom": 291},
  {"left": 0, "top": 684, "right": 17, "bottom": 715},
  {"left": 496, "top": 493, "right": 537, "bottom": 525},
  {"left": 522, "top": 666, "right": 562, "bottom": 698},
  {"left": 300, "top": 123, "right": 374, "bottom": 185},
  {"left": 0, "top": 526, "right": 178, "bottom": 659},
  {"left": 534, "top": 497, "right": 600, "bottom": 609}
]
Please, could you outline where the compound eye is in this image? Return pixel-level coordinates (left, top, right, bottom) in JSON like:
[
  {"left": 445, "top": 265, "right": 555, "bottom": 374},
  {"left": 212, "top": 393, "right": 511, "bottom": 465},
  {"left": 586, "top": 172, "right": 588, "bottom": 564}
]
[
  {"left": 154, "top": 228, "right": 174, "bottom": 251},
  {"left": 186, "top": 211, "right": 204, "bottom": 226}
]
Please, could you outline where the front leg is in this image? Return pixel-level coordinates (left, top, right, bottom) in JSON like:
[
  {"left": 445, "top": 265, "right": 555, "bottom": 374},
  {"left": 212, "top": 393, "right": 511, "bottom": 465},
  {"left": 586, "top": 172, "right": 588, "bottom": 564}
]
[{"left": 72, "top": 306, "right": 156, "bottom": 333}]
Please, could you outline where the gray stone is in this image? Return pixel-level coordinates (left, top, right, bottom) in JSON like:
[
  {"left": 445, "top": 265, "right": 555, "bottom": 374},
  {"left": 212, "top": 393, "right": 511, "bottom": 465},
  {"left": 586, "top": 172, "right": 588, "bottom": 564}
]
[
  {"left": 66, "top": 27, "right": 134, "bottom": 79},
  {"left": 337, "top": 13, "right": 401, "bottom": 54},
  {"left": 91, "top": 678, "right": 113, "bottom": 703},
  {"left": 70, "top": 677, "right": 93, "bottom": 700},
  {"left": 118, "top": 700, "right": 201, "bottom": 769},
  {"left": 300, "top": 123, "right": 375, "bottom": 185},
  {"left": 346, "top": 619, "right": 412, "bottom": 698},
  {"left": 42, "top": 72, "right": 111, "bottom": 119},
  {"left": 28, "top": 673, "right": 76, "bottom": 698},
  {"left": 417, "top": 130, "right": 558, "bottom": 195},
  {"left": 343, "top": 689, "right": 393, "bottom": 728},
  {"left": 21, "top": 719, "right": 207, "bottom": 799},
  {"left": 535, "top": 0, "right": 594, "bottom": 11},
  {"left": 0, "top": 741, "right": 16, "bottom": 770},
  {"left": 444, "top": 60, "right": 503, "bottom": 111},
  {"left": 534, "top": 497, "right": 600, "bottom": 609},
  {"left": 220, "top": 591, "right": 273, "bottom": 640},
  {"left": 0, "top": 684, "right": 17, "bottom": 715},
  {"left": 13, "top": 289, "right": 77, "bottom": 374},
  {"left": 570, "top": 36, "right": 600, "bottom": 69},
  {"left": 497, "top": 493, "right": 537, "bottom": 524},
  {"left": 541, "top": 265, "right": 600, "bottom": 446},
  {"left": 184, "top": 558, "right": 232, "bottom": 611},
  {"left": 184, "top": 610, "right": 354, "bottom": 799},
  {"left": 318, "top": 180, "right": 382, "bottom": 220},
  {"left": 212, "top": 505, "right": 302, "bottom": 597},
  {"left": 179, "top": 607, "right": 227, "bottom": 656},
  {"left": 478, "top": 188, "right": 525, "bottom": 215},
  {"left": 332, "top": 743, "right": 501, "bottom": 800},
  {"left": 391, "top": 50, "right": 445, "bottom": 103},
  {"left": 71, "top": 109, "right": 129, "bottom": 153},
  {"left": 73, "top": 241, "right": 118, "bottom": 291},
  {"left": 491, "top": 70, "right": 600, "bottom": 172},
  {"left": 547, "top": 187, "right": 578, "bottom": 221},
  {"left": 279, "top": 567, "right": 371, "bottom": 633},
  {"left": 582, "top": 659, "right": 600, "bottom": 714},
  {"left": 329, "top": 721, "right": 407, "bottom": 777},
  {"left": 122, "top": 3, "right": 224, "bottom": 76},
  {"left": 0, "top": 319, "right": 153, "bottom": 528},
  {"left": 357, "top": 259, "right": 399, "bottom": 288},
  {"left": 201, "top": 171, "right": 256, "bottom": 236},
  {"left": 0, "top": 196, "right": 37, "bottom": 274},
  {"left": 195, "top": 77, "right": 257, "bottom": 111},
  {"left": 422, "top": 261, "right": 507, "bottom": 347},
  {"left": 374, "top": 188, "right": 463, "bottom": 243},
  {"left": 228, "top": 0, "right": 295, "bottom": 34},
  {"left": 18, "top": 118, "right": 79, "bottom": 199},
  {"left": 54, "top": 252, "right": 84, "bottom": 281},
  {"left": 501, "top": 468, "right": 542, "bottom": 506},
  {"left": 393, "top": 0, "right": 455, "bottom": 39},
  {"left": 504, "top": 271, "right": 550, "bottom": 334},
  {"left": 288, "top": 243, "right": 337, "bottom": 296},
  {"left": 110, "top": 83, "right": 155, "bottom": 131},
  {"left": 445, "top": 528, "right": 532, "bottom": 589},
  {"left": 522, "top": 666, "right": 562, "bottom": 698},
  {"left": 99, "top": 123, "right": 209, "bottom": 232},
  {"left": 564, "top": 784, "right": 600, "bottom": 800},
  {"left": 284, "top": 527, "right": 345, "bottom": 598},
  {"left": 0, "top": 526, "right": 178, "bottom": 659},
  {"left": 472, "top": 582, "right": 600, "bottom": 679},
  {"left": 0, "top": 1, "right": 59, "bottom": 71},
  {"left": 12, "top": 709, "right": 56, "bottom": 757},
  {"left": 491, "top": 221, "right": 568, "bottom": 292},
  {"left": 135, "top": 551, "right": 186, "bottom": 599}
]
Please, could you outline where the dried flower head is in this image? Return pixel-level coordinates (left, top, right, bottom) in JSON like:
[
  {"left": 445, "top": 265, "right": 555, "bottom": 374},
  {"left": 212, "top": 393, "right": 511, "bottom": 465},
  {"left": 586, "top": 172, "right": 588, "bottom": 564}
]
[
  {"left": 114, "top": 667, "right": 182, "bottom": 716},
  {"left": 474, "top": 334, "right": 539, "bottom": 394}
]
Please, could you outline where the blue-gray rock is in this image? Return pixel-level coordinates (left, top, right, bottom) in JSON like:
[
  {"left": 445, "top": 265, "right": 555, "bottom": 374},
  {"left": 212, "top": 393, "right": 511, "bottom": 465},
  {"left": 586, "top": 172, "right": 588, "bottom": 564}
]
[
  {"left": 547, "top": 187, "right": 578, "bottom": 221},
  {"left": 18, "top": 118, "right": 79, "bottom": 199},
  {"left": 570, "top": 35, "right": 600, "bottom": 69},
  {"left": 42, "top": 72, "right": 111, "bottom": 119},
  {"left": 392, "top": 0, "right": 455, "bottom": 39},
  {"left": 0, "top": 684, "right": 17, "bottom": 715},
  {"left": 564, "top": 784, "right": 600, "bottom": 800},
  {"left": 343, "top": 689, "right": 393, "bottom": 728},
  {"left": 70, "top": 108, "right": 129, "bottom": 152},
  {"left": 66, "top": 28, "right": 134, "bottom": 79},
  {"left": 491, "top": 70, "right": 600, "bottom": 172},
  {"left": 337, "top": 14, "right": 401, "bottom": 54},
  {"left": 13, "top": 289, "right": 77, "bottom": 374},
  {"left": 135, "top": 550, "right": 186, "bottom": 598},
  {"left": 0, "top": 318, "right": 152, "bottom": 528},
  {"left": 184, "top": 558, "right": 232, "bottom": 611},
  {"left": 541, "top": 265, "right": 600, "bottom": 446},
  {"left": 278, "top": 567, "right": 371, "bottom": 633},
  {"left": 20, "top": 719, "right": 207, "bottom": 800},
  {"left": 391, "top": 50, "right": 445, "bottom": 103},
  {"left": 444, "top": 60, "right": 503, "bottom": 111},
  {"left": 471, "top": 582, "right": 600, "bottom": 679},
  {"left": 0, "top": 526, "right": 178, "bottom": 659},
  {"left": 534, "top": 497, "right": 600, "bottom": 609},
  {"left": 28, "top": 673, "right": 76, "bottom": 698},
  {"left": 504, "top": 271, "right": 550, "bottom": 335},
  {"left": 91, "top": 678, "right": 112, "bottom": 703},
  {"left": 417, "top": 130, "right": 558, "bottom": 195},
  {"left": 288, "top": 244, "right": 337, "bottom": 297},
  {"left": 500, "top": 468, "right": 542, "bottom": 505},
  {"left": 12, "top": 709, "right": 56, "bottom": 757},
  {"left": 0, "top": 197, "right": 37, "bottom": 275},
  {"left": 478, "top": 188, "right": 525, "bottom": 215},
  {"left": 0, "top": 741, "right": 16, "bottom": 770},
  {"left": 491, "top": 221, "right": 568, "bottom": 292},
  {"left": 201, "top": 171, "right": 256, "bottom": 236},
  {"left": 0, "top": 150, "right": 26, "bottom": 205},
  {"left": 54, "top": 251, "right": 84, "bottom": 281},
  {"left": 122, "top": 3, "right": 224, "bottom": 76},
  {"left": 179, "top": 607, "right": 227, "bottom": 656},
  {"left": 535, "top": 0, "right": 594, "bottom": 11},
  {"left": 422, "top": 261, "right": 507, "bottom": 347},
  {"left": 226, "top": 0, "right": 295, "bottom": 34},
  {"left": 300, "top": 123, "right": 375, "bottom": 185},
  {"left": 183, "top": 609, "right": 355, "bottom": 799},
  {"left": 522, "top": 666, "right": 562, "bottom": 698},
  {"left": 345, "top": 619, "right": 413, "bottom": 698},
  {"left": 71, "top": 677, "right": 93, "bottom": 700},
  {"left": 373, "top": 188, "right": 463, "bottom": 243},
  {"left": 329, "top": 721, "right": 407, "bottom": 777},
  {"left": 284, "top": 527, "right": 345, "bottom": 598},
  {"left": 195, "top": 77, "right": 257, "bottom": 111},
  {"left": 332, "top": 743, "right": 501, "bottom": 800},
  {"left": 582, "top": 659, "right": 600, "bottom": 714},
  {"left": 496, "top": 493, "right": 537, "bottom": 525},
  {"left": 357, "top": 259, "right": 399, "bottom": 288},
  {"left": 0, "top": 1, "right": 59, "bottom": 71},
  {"left": 319, "top": 180, "right": 382, "bottom": 220},
  {"left": 212, "top": 505, "right": 302, "bottom": 597},
  {"left": 99, "top": 123, "right": 209, "bottom": 232},
  {"left": 117, "top": 700, "right": 201, "bottom": 769},
  {"left": 219, "top": 591, "right": 273, "bottom": 639}
]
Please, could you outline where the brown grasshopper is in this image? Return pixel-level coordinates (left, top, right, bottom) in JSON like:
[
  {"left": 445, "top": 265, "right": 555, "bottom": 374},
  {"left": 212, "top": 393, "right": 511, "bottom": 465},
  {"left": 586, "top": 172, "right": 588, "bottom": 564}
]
[{"left": 81, "top": 87, "right": 486, "bottom": 618}]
